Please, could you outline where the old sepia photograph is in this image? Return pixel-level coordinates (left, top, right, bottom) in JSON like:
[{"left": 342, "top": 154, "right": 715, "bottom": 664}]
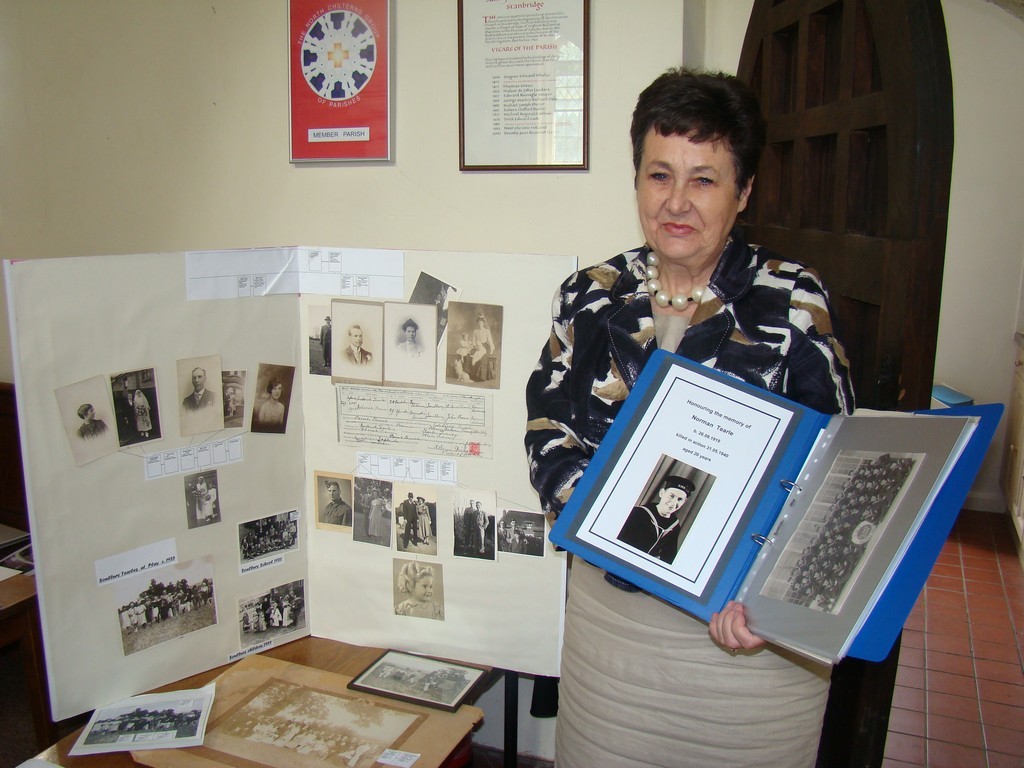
[
  {"left": 115, "top": 556, "right": 217, "bottom": 656},
  {"left": 394, "top": 485, "right": 438, "bottom": 556},
  {"left": 452, "top": 489, "right": 496, "bottom": 561},
  {"left": 408, "top": 271, "right": 458, "bottom": 346},
  {"left": 222, "top": 369, "right": 247, "bottom": 428},
  {"left": 383, "top": 301, "right": 438, "bottom": 388},
  {"left": 207, "top": 676, "right": 421, "bottom": 767},
  {"left": 496, "top": 509, "right": 546, "bottom": 557},
  {"left": 239, "top": 511, "right": 300, "bottom": 564},
  {"left": 314, "top": 471, "right": 354, "bottom": 530},
  {"left": 352, "top": 477, "right": 393, "bottom": 548},
  {"left": 392, "top": 559, "right": 445, "bottom": 621},
  {"left": 445, "top": 301, "right": 503, "bottom": 389},
  {"left": 55, "top": 375, "right": 120, "bottom": 466},
  {"left": 238, "top": 579, "right": 306, "bottom": 649},
  {"left": 331, "top": 299, "right": 384, "bottom": 385},
  {"left": 760, "top": 450, "right": 921, "bottom": 614},
  {"left": 177, "top": 354, "right": 225, "bottom": 436},
  {"left": 250, "top": 363, "right": 296, "bottom": 434},
  {"left": 349, "top": 649, "right": 487, "bottom": 712},
  {"left": 309, "top": 304, "right": 332, "bottom": 376},
  {"left": 110, "top": 368, "right": 161, "bottom": 446},
  {"left": 184, "top": 469, "right": 221, "bottom": 529}
]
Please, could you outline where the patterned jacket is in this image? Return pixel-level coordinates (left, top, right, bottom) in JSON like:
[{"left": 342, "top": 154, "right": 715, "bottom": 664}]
[{"left": 525, "top": 228, "right": 855, "bottom": 517}]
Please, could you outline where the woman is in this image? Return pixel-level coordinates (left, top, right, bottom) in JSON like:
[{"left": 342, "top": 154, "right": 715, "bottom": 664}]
[
  {"left": 257, "top": 380, "right": 286, "bottom": 427},
  {"left": 525, "top": 68, "right": 854, "bottom": 767},
  {"left": 132, "top": 389, "right": 152, "bottom": 437},
  {"left": 468, "top": 315, "right": 494, "bottom": 381}
]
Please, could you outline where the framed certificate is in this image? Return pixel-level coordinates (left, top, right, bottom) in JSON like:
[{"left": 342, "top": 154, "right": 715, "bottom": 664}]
[
  {"left": 289, "top": 0, "right": 392, "bottom": 162},
  {"left": 458, "top": 0, "right": 589, "bottom": 170}
]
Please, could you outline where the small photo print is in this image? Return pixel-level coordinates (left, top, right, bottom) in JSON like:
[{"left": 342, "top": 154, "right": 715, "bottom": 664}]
[
  {"left": 394, "top": 485, "right": 438, "bottom": 555},
  {"left": 383, "top": 302, "right": 438, "bottom": 388},
  {"left": 184, "top": 470, "right": 221, "bottom": 529},
  {"left": 115, "top": 556, "right": 217, "bottom": 657},
  {"left": 496, "top": 510, "right": 546, "bottom": 557},
  {"left": 314, "top": 471, "right": 354, "bottom": 529},
  {"left": 238, "top": 511, "right": 300, "bottom": 564},
  {"left": 110, "top": 368, "right": 161, "bottom": 447},
  {"left": 55, "top": 375, "right": 120, "bottom": 466},
  {"left": 408, "top": 272, "right": 458, "bottom": 346},
  {"left": 238, "top": 578, "right": 306, "bottom": 649},
  {"left": 331, "top": 299, "right": 384, "bottom": 385},
  {"left": 445, "top": 301, "right": 502, "bottom": 388},
  {"left": 177, "top": 355, "right": 225, "bottom": 437},
  {"left": 348, "top": 649, "right": 487, "bottom": 712},
  {"left": 352, "top": 477, "right": 393, "bottom": 548},
  {"left": 222, "top": 370, "right": 247, "bottom": 429},
  {"left": 453, "top": 489, "right": 496, "bottom": 561},
  {"left": 393, "top": 559, "right": 445, "bottom": 621},
  {"left": 250, "top": 363, "right": 295, "bottom": 434},
  {"left": 309, "top": 305, "right": 332, "bottom": 376},
  {"left": 616, "top": 456, "right": 711, "bottom": 565},
  {"left": 760, "top": 450, "right": 921, "bottom": 614}
]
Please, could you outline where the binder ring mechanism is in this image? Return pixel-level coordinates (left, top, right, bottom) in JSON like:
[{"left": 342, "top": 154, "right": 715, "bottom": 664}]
[
  {"left": 750, "top": 533, "right": 771, "bottom": 548},
  {"left": 779, "top": 479, "right": 802, "bottom": 494}
]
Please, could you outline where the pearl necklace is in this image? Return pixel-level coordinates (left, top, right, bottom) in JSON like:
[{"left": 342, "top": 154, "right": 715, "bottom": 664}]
[{"left": 644, "top": 252, "right": 706, "bottom": 310}]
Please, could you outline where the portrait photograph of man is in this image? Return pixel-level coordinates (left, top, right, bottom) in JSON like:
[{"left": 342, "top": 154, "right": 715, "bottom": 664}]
[
  {"left": 616, "top": 458, "right": 711, "bottom": 565},
  {"left": 314, "top": 472, "right": 354, "bottom": 530},
  {"left": 330, "top": 299, "right": 384, "bottom": 385},
  {"left": 177, "top": 355, "right": 225, "bottom": 436}
]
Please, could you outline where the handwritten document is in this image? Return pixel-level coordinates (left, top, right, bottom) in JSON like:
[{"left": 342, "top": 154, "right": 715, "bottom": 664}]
[{"left": 337, "top": 386, "right": 493, "bottom": 459}]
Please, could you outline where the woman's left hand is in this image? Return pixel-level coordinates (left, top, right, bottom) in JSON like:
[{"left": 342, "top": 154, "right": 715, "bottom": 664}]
[{"left": 709, "top": 600, "right": 766, "bottom": 653}]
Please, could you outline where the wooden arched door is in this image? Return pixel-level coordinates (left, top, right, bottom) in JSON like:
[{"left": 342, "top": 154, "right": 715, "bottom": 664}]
[
  {"left": 738, "top": 0, "right": 953, "bottom": 411},
  {"left": 737, "top": 2, "right": 952, "bottom": 766}
]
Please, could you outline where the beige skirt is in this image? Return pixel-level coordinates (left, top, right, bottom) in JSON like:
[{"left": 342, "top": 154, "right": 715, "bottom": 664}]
[{"left": 555, "top": 559, "right": 831, "bottom": 768}]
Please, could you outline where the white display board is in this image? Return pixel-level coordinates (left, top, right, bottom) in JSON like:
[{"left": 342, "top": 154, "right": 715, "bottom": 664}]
[{"left": 5, "top": 248, "right": 572, "bottom": 720}]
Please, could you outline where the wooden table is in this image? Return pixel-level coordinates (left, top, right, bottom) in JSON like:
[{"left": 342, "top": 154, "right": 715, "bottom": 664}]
[
  {"left": 34, "top": 636, "right": 484, "bottom": 767},
  {"left": 0, "top": 571, "right": 58, "bottom": 751}
]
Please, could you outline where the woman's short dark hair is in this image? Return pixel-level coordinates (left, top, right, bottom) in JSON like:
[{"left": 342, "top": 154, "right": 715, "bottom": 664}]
[{"left": 630, "top": 67, "right": 766, "bottom": 193}]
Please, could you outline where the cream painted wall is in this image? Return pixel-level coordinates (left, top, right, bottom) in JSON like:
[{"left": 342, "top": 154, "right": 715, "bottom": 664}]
[{"left": 0, "top": 0, "right": 685, "bottom": 384}]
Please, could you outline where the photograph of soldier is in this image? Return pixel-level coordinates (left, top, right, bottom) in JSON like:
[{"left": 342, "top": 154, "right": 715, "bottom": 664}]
[{"left": 315, "top": 473, "right": 354, "bottom": 529}]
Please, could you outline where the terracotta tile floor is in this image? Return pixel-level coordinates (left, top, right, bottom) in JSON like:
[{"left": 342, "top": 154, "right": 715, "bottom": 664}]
[{"left": 883, "top": 510, "right": 1024, "bottom": 768}]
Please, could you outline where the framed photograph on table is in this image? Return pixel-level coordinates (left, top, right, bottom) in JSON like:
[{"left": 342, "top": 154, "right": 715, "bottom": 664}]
[
  {"left": 289, "top": 0, "right": 392, "bottom": 162},
  {"left": 348, "top": 649, "right": 489, "bottom": 711},
  {"left": 458, "top": 0, "right": 589, "bottom": 170}
]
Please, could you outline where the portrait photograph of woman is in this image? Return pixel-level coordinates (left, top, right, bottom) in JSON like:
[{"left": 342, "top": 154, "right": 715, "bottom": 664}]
[
  {"left": 445, "top": 301, "right": 503, "bottom": 389},
  {"left": 250, "top": 363, "right": 296, "bottom": 435}
]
